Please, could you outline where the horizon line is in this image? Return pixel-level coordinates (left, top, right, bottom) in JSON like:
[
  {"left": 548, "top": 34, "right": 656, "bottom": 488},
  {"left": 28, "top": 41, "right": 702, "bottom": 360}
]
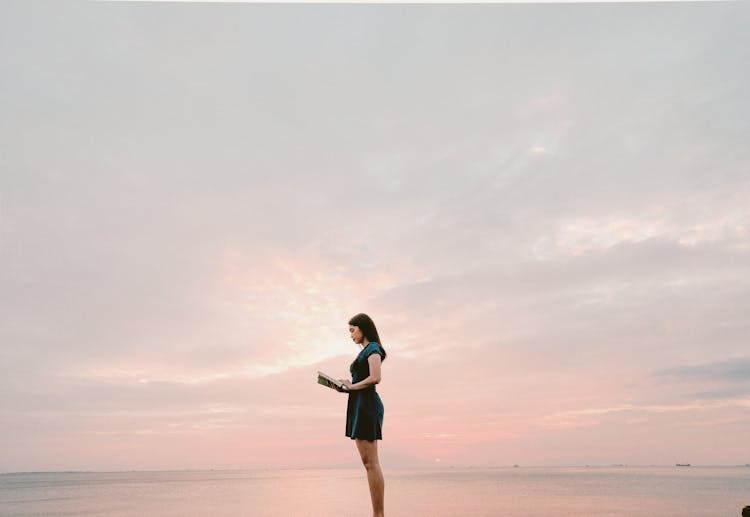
[{"left": 4, "top": 463, "right": 749, "bottom": 475}]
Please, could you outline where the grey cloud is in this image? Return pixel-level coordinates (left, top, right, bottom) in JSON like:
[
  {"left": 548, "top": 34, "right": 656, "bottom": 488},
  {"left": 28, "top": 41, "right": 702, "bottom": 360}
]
[
  {"left": 655, "top": 357, "right": 750, "bottom": 382},
  {"left": 687, "top": 387, "right": 750, "bottom": 401},
  {"left": 650, "top": 358, "right": 750, "bottom": 406}
]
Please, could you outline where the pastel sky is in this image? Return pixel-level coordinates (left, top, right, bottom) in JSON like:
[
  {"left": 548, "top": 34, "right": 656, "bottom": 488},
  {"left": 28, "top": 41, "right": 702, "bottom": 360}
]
[{"left": 1, "top": 1, "right": 749, "bottom": 472}]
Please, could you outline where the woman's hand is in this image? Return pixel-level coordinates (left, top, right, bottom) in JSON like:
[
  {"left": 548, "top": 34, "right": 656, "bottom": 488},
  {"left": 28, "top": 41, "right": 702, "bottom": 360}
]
[{"left": 340, "top": 379, "right": 354, "bottom": 391}]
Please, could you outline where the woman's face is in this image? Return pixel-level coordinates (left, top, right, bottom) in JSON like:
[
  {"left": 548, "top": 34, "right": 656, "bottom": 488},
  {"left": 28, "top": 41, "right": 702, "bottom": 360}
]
[{"left": 349, "top": 325, "right": 364, "bottom": 345}]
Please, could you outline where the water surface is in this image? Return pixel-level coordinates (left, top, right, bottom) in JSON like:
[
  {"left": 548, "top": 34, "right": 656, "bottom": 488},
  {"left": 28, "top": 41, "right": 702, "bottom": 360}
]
[{"left": 1, "top": 466, "right": 748, "bottom": 516}]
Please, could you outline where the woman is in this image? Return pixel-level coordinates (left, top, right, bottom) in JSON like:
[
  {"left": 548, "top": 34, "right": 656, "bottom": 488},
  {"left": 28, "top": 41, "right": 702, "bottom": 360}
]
[{"left": 339, "top": 313, "right": 387, "bottom": 517}]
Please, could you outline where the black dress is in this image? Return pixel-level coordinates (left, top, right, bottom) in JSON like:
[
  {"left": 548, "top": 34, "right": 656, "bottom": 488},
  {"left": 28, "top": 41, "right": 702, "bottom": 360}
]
[{"left": 345, "top": 342, "right": 385, "bottom": 440}]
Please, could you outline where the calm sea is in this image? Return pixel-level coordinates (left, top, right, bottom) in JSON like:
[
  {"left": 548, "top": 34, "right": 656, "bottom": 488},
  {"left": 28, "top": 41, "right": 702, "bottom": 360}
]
[{"left": 1, "top": 466, "right": 748, "bottom": 516}]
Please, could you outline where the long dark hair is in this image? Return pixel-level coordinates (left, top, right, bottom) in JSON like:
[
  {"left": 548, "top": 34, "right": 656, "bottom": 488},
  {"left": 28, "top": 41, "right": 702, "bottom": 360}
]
[{"left": 348, "top": 312, "right": 387, "bottom": 361}]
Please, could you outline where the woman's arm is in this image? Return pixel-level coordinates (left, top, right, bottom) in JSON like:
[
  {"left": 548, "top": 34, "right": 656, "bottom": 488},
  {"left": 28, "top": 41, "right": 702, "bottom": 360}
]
[{"left": 344, "top": 354, "right": 382, "bottom": 391}]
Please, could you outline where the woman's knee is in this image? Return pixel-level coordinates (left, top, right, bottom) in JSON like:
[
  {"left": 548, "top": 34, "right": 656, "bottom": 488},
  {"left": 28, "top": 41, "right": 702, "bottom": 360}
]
[
  {"left": 356, "top": 440, "right": 379, "bottom": 468},
  {"left": 361, "top": 455, "right": 379, "bottom": 469}
]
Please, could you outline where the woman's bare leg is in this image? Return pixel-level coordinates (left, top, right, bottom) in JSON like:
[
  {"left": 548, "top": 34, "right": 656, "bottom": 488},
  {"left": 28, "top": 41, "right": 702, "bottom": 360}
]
[{"left": 355, "top": 438, "right": 385, "bottom": 517}]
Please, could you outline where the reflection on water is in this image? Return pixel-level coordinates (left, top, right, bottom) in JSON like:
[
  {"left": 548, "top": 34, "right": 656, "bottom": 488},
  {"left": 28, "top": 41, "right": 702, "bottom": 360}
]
[{"left": 1, "top": 466, "right": 748, "bottom": 516}]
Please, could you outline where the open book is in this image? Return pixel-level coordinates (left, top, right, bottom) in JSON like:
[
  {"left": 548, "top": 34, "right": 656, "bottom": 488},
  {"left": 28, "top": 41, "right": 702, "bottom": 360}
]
[{"left": 317, "top": 370, "right": 348, "bottom": 392}]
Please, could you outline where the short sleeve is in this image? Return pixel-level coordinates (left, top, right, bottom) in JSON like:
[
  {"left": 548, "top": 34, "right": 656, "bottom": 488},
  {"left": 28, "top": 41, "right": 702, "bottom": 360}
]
[{"left": 364, "top": 343, "right": 384, "bottom": 360}]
